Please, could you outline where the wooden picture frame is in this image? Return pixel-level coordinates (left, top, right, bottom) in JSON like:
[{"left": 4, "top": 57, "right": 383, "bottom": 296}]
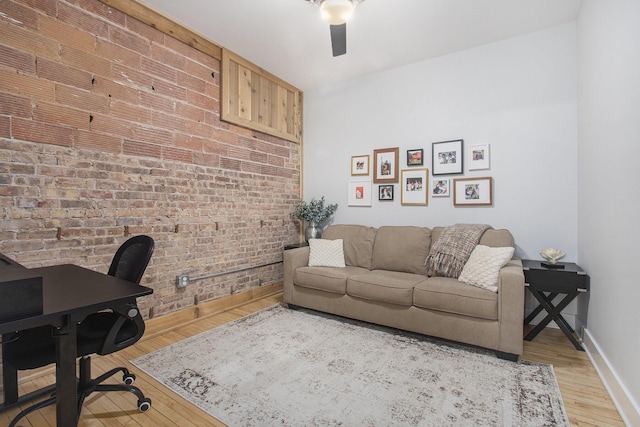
[
  {"left": 401, "top": 168, "right": 429, "bottom": 206},
  {"left": 432, "top": 139, "right": 463, "bottom": 175},
  {"left": 348, "top": 179, "right": 372, "bottom": 206},
  {"left": 406, "top": 149, "right": 423, "bottom": 166},
  {"left": 468, "top": 144, "right": 490, "bottom": 170},
  {"left": 373, "top": 147, "right": 399, "bottom": 183},
  {"left": 453, "top": 177, "right": 493, "bottom": 206},
  {"left": 378, "top": 185, "right": 394, "bottom": 201},
  {"left": 351, "top": 154, "right": 370, "bottom": 176}
]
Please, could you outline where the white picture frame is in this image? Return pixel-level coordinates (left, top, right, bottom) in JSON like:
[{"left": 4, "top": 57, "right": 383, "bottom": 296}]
[
  {"left": 348, "top": 179, "right": 372, "bottom": 206},
  {"left": 468, "top": 144, "right": 490, "bottom": 171}
]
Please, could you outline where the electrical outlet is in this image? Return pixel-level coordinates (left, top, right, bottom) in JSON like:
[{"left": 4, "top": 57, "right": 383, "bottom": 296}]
[{"left": 176, "top": 274, "right": 190, "bottom": 288}]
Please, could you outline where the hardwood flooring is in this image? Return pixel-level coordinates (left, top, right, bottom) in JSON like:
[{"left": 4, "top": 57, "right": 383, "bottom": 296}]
[{"left": 0, "top": 291, "right": 625, "bottom": 426}]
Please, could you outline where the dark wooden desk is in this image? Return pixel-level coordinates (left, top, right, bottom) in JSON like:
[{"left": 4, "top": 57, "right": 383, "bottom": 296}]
[
  {"left": 522, "top": 259, "right": 589, "bottom": 350},
  {"left": 0, "top": 262, "right": 153, "bottom": 426}
]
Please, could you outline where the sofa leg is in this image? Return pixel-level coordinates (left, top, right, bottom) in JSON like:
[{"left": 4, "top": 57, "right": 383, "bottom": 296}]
[{"left": 496, "top": 351, "right": 519, "bottom": 362}]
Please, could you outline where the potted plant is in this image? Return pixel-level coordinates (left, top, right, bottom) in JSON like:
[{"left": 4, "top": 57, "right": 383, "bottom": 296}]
[{"left": 293, "top": 196, "right": 338, "bottom": 241}]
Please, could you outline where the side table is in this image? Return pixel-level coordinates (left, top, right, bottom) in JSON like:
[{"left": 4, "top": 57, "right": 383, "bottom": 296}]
[
  {"left": 284, "top": 242, "right": 308, "bottom": 251},
  {"left": 522, "top": 259, "right": 590, "bottom": 351}
]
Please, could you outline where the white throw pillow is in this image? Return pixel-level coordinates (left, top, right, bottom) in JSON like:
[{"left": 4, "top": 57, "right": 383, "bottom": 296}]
[
  {"left": 308, "top": 239, "right": 346, "bottom": 268},
  {"left": 458, "top": 245, "right": 515, "bottom": 292}
]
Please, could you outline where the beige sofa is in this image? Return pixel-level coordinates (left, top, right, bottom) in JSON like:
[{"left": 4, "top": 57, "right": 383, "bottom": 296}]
[{"left": 283, "top": 224, "right": 525, "bottom": 360}]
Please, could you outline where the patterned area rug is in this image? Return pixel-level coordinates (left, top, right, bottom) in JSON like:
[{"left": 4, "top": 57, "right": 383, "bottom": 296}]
[{"left": 132, "top": 304, "right": 568, "bottom": 426}]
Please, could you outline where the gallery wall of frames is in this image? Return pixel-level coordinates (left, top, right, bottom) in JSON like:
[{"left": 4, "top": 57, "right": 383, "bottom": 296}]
[{"left": 349, "top": 139, "right": 492, "bottom": 207}]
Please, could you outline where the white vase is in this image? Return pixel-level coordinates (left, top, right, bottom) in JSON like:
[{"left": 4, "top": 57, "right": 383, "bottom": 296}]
[{"left": 304, "top": 222, "right": 322, "bottom": 241}]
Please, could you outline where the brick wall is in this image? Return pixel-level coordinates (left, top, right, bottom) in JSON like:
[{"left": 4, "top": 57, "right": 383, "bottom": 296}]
[{"left": 0, "top": 0, "right": 301, "bottom": 317}]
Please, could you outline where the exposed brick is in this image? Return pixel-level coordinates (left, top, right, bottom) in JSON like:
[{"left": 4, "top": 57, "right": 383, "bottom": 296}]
[
  {"left": 12, "top": 118, "right": 73, "bottom": 147},
  {"left": 60, "top": 45, "right": 112, "bottom": 78},
  {"left": 0, "top": 92, "right": 32, "bottom": 118},
  {"left": 1, "top": 0, "right": 301, "bottom": 322},
  {"left": 0, "top": 117, "right": 10, "bottom": 137},
  {"left": 109, "top": 100, "right": 151, "bottom": 124},
  {"left": 39, "top": 15, "right": 96, "bottom": 54},
  {"left": 0, "top": 20, "right": 60, "bottom": 61},
  {"left": 57, "top": 1, "right": 109, "bottom": 39},
  {"left": 123, "top": 139, "right": 161, "bottom": 159},
  {"left": 73, "top": 0, "right": 127, "bottom": 27},
  {"left": 148, "top": 79, "right": 186, "bottom": 101},
  {"left": 109, "top": 26, "right": 150, "bottom": 57},
  {"left": 75, "top": 129, "right": 122, "bottom": 153},
  {"left": 33, "top": 101, "right": 90, "bottom": 130},
  {"left": 0, "top": 68, "right": 56, "bottom": 100},
  {"left": 0, "top": 43, "right": 36, "bottom": 74},
  {"left": 0, "top": 0, "right": 39, "bottom": 30},
  {"left": 91, "top": 77, "right": 139, "bottom": 104},
  {"left": 141, "top": 57, "right": 176, "bottom": 83},
  {"left": 96, "top": 39, "right": 141, "bottom": 69}
]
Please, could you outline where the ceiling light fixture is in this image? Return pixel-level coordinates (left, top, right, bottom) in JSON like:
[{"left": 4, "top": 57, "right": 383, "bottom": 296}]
[{"left": 320, "top": 0, "right": 354, "bottom": 25}]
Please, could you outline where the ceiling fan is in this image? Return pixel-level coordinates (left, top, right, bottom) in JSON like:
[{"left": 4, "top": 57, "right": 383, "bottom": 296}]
[{"left": 306, "top": 0, "right": 365, "bottom": 57}]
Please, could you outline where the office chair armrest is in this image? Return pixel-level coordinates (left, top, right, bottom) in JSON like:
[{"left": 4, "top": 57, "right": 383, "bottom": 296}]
[{"left": 99, "top": 302, "right": 146, "bottom": 355}]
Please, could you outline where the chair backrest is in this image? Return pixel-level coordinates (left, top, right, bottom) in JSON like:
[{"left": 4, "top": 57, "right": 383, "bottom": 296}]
[
  {"left": 108, "top": 235, "right": 155, "bottom": 284},
  {"left": 98, "top": 235, "right": 154, "bottom": 355}
]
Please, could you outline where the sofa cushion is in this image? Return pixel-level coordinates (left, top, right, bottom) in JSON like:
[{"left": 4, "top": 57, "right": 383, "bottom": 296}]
[
  {"left": 347, "top": 270, "right": 428, "bottom": 307},
  {"left": 294, "top": 266, "right": 369, "bottom": 295},
  {"left": 372, "top": 226, "right": 431, "bottom": 275},
  {"left": 413, "top": 277, "right": 498, "bottom": 320},
  {"left": 458, "top": 245, "right": 514, "bottom": 292},
  {"left": 322, "top": 225, "right": 376, "bottom": 270},
  {"left": 308, "top": 238, "right": 346, "bottom": 268}
]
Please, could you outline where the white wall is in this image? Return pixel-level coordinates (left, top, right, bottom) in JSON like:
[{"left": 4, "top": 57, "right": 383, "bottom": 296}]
[
  {"left": 304, "top": 24, "right": 578, "bottom": 263},
  {"left": 577, "top": 0, "right": 640, "bottom": 422}
]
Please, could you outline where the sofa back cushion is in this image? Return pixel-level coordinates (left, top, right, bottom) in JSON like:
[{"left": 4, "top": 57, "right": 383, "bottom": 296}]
[
  {"left": 322, "top": 224, "right": 377, "bottom": 270},
  {"left": 431, "top": 227, "right": 514, "bottom": 248},
  {"left": 372, "top": 226, "right": 431, "bottom": 275}
]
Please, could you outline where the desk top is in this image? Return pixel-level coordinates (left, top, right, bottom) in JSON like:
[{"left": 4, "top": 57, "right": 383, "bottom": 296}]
[{"left": 1, "top": 264, "right": 153, "bottom": 333}]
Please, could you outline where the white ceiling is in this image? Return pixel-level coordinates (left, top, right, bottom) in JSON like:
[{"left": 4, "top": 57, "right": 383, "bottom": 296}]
[{"left": 139, "top": 0, "right": 583, "bottom": 92}]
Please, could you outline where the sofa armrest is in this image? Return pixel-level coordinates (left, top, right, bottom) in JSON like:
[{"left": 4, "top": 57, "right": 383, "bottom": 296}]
[
  {"left": 497, "top": 258, "right": 525, "bottom": 355},
  {"left": 283, "top": 246, "right": 310, "bottom": 302}
]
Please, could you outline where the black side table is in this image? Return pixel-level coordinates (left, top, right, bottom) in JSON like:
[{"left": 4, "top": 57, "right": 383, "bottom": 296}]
[
  {"left": 284, "top": 242, "right": 308, "bottom": 251},
  {"left": 522, "top": 259, "right": 590, "bottom": 351}
]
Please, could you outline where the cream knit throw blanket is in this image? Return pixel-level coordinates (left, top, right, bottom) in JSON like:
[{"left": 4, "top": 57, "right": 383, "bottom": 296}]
[{"left": 426, "top": 224, "right": 491, "bottom": 278}]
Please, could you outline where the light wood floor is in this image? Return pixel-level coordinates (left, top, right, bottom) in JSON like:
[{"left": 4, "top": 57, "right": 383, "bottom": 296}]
[{"left": 1, "top": 291, "right": 625, "bottom": 426}]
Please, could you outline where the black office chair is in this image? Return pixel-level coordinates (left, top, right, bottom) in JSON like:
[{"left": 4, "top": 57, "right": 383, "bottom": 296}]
[{"left": 2, "top": 235, "right": 155, "bottom": 426}]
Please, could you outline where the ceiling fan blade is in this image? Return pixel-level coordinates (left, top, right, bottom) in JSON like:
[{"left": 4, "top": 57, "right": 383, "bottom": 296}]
[{"left": 330, "top": 23, "right": 347, "bottom": 57}]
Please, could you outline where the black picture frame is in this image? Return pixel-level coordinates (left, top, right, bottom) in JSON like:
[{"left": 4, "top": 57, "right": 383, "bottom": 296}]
[
  {"left": 378, "top": 185, "right": 394, "bottom": 201},
  {"left": 432, "top": 139, "right": 463, "bottom": 175},
  {"left": 406, "top": 149, "right": 423, "bottom": 166}
]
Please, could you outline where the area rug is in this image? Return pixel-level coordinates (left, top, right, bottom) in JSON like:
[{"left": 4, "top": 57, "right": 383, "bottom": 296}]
[{"left": 132, "top": 304, "right": 568, "bottom": 426}]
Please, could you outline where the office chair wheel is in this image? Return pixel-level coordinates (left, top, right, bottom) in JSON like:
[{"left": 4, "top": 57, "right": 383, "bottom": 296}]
[
  {"left": 138, "top": 397, "right": 152, "bottom": 412},
  {"left": 123, "top": 373, "right": 136, "bottom": 385}
]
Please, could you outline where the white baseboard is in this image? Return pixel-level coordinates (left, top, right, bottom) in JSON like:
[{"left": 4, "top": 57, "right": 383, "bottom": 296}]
[{"left": 583, "top": 329, "right": 640, "bottom": 427}]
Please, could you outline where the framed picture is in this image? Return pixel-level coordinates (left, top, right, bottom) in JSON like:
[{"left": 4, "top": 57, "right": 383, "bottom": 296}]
[
  {"left": 468, "top": 144, "right": 490, "bottom": 171},
  {"left": 348, "top": 179, "right": 372, "bottom": 206},
  {"left": 432, "top": 139, "right": 463, "bottom": 175},
  {"left": 378, "top": 185, "right": 394, "bottom": 201},
  {"left": 401, "top": 168, "right": 429, "bottom": 206},
  {"left": 373, "top": 147, "right": 399, "bottom": 183},
  {"left": 406, "top": 149, "right": 423, "bottom": 166},
  {"left": 431, "top": 178, "right": 450, "bottom": 197},
  {"left": 453, "top": 177, "right": 493, "bottom": 206},
  {"left": 351, "top": 154, "right": 370, "bottom": 176}
]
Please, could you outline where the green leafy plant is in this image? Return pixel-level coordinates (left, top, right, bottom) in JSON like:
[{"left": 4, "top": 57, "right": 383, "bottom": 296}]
[{"left": 293, "top": 196, "right": 338, "bottom": 223}]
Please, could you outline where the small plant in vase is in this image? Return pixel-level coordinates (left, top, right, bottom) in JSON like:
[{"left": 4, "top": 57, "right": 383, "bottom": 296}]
[{"left": 293, "top": 196, "right": 338, "bottom": 241}]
